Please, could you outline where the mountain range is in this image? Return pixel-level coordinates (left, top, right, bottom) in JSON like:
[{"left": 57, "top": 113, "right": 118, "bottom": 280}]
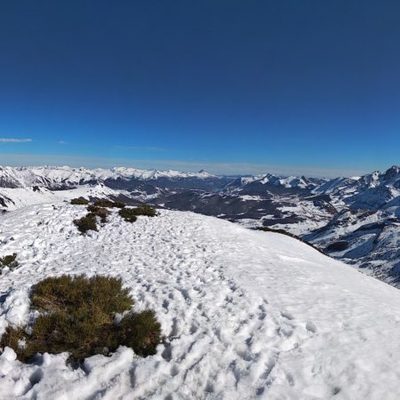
[{"left": 1, "top": 164, "right": 399, "bottom": 286}]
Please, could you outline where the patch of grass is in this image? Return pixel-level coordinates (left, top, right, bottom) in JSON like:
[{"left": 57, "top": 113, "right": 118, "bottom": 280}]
[
  {"left": 70, "top": 197, "right": 89, "bottom": 205},
  {"left": 87, "top": 205, "right": 110, "bottom": 223},
  {"left": 119, "top": 205, "right": 157, "bottom": 222},
  {"left": 0, "top": 275, "right": 162, "bottom": 365},
  {"left": 93, "top": 199, "right": 125, "bottom": 209},
  {"left": 73, "top": 213, "right": 97, "bottom": 233},
  {"left": 0, "top": 253, "right": 18, "bottom": 273}
]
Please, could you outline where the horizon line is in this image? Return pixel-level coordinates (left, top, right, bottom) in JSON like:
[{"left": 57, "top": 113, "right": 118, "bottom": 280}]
[{"left": 0, "top": 153, "right": 397, "bottom": 179}]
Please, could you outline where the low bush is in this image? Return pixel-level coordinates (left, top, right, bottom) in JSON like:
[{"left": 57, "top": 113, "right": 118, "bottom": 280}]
[
  {"left": 70, "top": 197, "right": 89, "bottom": 205},
  {"left": 119, "top": 205, "right": 157, "bottom": 222},
  {"left": 134, "top": 204, "right": 157, "bottom": 217},
  {"left": 93, "top": 199, "right": 125, "bottom": 209},
  {"left": 0, "top": 253, "right": 18, "bottom": 273},
  {"left": 87, "top": 205, "right": 110, "bottom": 223},
  {"left": 0, "top": 253, "right": 17, "bottom": 267},
  {"left": 117, "top": 310, "right": 161, "bottom": 357},
  {"left": 118, "top": 208, "right": 138, "bottom": 223},
  {"left": 112, "top": 201, "right": 126, "bottom": 209},
  {"left": 73, "top": 213, "right": 97, "bottom": 233},
  {"left": 31, "top": 275, "right": 133, "bottom": 314},
  {"left": 0, "top": 275, "right": 162, "bottom": 365}
]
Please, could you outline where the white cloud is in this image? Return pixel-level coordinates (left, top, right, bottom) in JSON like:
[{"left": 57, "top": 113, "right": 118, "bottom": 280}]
[{"left": 0, "top": 138, "right": 32, "bottom": 143}]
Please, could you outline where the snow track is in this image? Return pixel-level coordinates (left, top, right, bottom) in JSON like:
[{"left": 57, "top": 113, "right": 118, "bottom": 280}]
[{"left": 1, "top": 204, "right": 400, "bottom": 399}]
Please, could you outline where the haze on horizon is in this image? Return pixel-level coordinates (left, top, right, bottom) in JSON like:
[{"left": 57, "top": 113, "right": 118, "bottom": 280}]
[{"left": 0, "top": 1, "right": 399, "bottom": 177}]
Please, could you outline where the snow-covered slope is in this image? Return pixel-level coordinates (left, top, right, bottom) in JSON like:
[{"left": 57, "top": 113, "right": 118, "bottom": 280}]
[
  {"left": 0, "top": 185, "right": 121, "bottom": 211},
  {"left": 1, "top": 203, "right": 400, "bottom": 399},
  {"left": 1, "top": 164, "right": 400, "bottom": 287}
]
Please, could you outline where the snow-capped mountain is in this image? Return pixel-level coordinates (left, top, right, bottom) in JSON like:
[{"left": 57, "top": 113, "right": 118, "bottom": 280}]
[
  {"left": 314, "top": 166, "right": 400, "bottom": 208},
  {"left": 1, "top": 203, "right": 400, "bottom": 399},
  {"left": 1, "top": 165, "right": 400, "bottom": 287},
  {"left": 224, "top": 173, "right": 324, "bottom": 194},
  {"left": 0, "top": 166, "right": 217, "bottom": 189}
]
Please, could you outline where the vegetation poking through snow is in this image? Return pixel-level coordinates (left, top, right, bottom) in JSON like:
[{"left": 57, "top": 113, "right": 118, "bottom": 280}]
[
  {"left": 0, "top": 253, "right": 18, "bottom": 273},
  {"left": 72, "top": 200, "right": 128, "bottom": 232},
  {"left": 133, "top": 204, "right": 157, "bottom": 217},
  {"left": 0, "top": 275, "right": 162, "bottom": 365},
  {"left": 117, "top": 310, "right": 162, "bottom": 357},
  {"left": 93, "top": 199, "right": 125, "bottom": 209},
  {"left": 73, "top": 213, "right": 98, "bottom": 233},
  {"left": 112, "top": 201, "right": 126, "bottom": 209},
  {"left": 70, "top": 197, "right": 89, "bottom": 205},
  {"left": 87, "top": 205, "right": 110, "bottom": 223},
  {"left": 119, "top": 208, "right": 138, "bottom": 223},
  {"left": 119, "top": 205, "right": 157, "bottom": 223}
]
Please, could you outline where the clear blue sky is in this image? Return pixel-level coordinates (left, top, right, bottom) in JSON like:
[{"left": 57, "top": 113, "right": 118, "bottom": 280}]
[{"left": 0, "top": 0, "right": 399, "bottom": 177}]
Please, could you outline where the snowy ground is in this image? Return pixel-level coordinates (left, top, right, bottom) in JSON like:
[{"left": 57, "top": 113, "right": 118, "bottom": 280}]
[
  {"left": 0, "top": 185, "right": 121, "bottom": 211},
  {"left": 1, "top": 203, "right": 400, "bottom": 399}
]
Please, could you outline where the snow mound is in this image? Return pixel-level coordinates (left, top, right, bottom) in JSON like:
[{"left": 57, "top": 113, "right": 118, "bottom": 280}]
[{"left": 0, "top": 205, "right": 400, "bottom": 399}]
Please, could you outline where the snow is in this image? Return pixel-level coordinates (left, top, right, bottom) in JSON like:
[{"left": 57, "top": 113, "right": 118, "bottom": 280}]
[
  {"left": 0, "top": 185, "right": 120, "bottom": 211},
  {"left": 240, "top": 174, "right": 317, "bottom": 190},
  {"left": 240, "top": 195, "right": 264, "bottom": 201},
  {"left": 0, "top": 166, "right": 216, "bottom": 189},
  {"left": 1, "top": 202, "right": 400, "bottom": 399},
  {"left": 269, "top": 197, "right": 333, "bottom": 236}
]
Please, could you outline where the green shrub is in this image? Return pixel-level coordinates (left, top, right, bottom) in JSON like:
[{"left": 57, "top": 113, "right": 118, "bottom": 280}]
[
  {"left": 112, "top": 201, "right": 126, "bottom": 209},
  {"left": 0, "top": 253, "right": 18, "bottom": 273},
  {"left": 87, "top": 205, "right": 110, "bottom": 223},
  {"left": 70, "top": 197, "right": 89, "bottom": 205},
  {"left": 31, "top": 275, "right": 133, "bottom": 314},
  {"left": 119, "top": 205, "right": 157, "bottom": 222},
  {"left": 0, "top": 275, "right": 162, "bottom": 365},
  {"left": 0, "top": 326, "right": 26, "bottom": 353},
  {"left": 93, "top": 199, "right": 125, "bottom": 209},
  {"left": 133, "top": 204, "right": 157, "bottom": 217},
  {"left": 118, "top": 208, "right": 138, "bottom": 223},
  {"left": 73, "top": 213, "right": 97, "bottom": 233},
  {"left": 117, "top": 310, "right": 161, "bottom": 357},
  {"left": 0, "top": 253, "right": 17, "bottom": 267}
]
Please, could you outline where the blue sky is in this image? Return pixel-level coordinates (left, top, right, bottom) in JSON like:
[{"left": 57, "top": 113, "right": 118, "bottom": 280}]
[{"left": 0, "top": 0, "right": 399, "bottom": 177}]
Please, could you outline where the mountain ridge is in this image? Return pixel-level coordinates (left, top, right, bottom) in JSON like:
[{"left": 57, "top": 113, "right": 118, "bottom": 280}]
[{"left": 1, "top": 164, "right": 400, "bottom": 286}]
